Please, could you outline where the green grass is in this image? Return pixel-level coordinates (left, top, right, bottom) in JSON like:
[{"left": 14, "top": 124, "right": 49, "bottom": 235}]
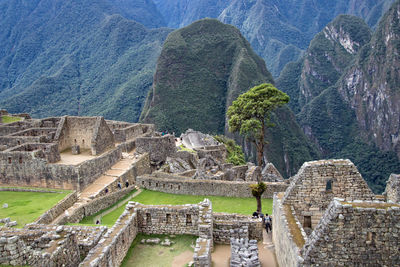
[
  {"left": 0, "top": 186, "right": 72, "bottom": 193},
  {"left": 0, "top": 191, "right": 70, "bottom": 227},
  {"left": 1, "top": 115, "right": 22, "bottom": 123},
  {"left": 132, "top": 190, "right": 272, "bottom": 215},
  {"left": 121, "top": 233, "right": 197, "bottom": 267},
  {"left": 78, "top": 189, "right": 137, "bottom": 226}
]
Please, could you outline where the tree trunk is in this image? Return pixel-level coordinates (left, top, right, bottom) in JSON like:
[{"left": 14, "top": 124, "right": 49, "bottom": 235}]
[
  {"left": 256, "top": 122, "right": 265, "bottom": 168},
  {"left": 256, "top": 195, "right": 262, "bottom": 213}
]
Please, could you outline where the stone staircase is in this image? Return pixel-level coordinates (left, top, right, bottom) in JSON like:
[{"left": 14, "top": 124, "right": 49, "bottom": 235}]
[{"left": 51, "top": 151, "right": 139, "bottom": 224}]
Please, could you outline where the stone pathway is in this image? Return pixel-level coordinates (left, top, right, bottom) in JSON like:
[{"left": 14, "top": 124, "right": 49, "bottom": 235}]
[
  {"left": 93, "top": 189, "right": 142, "bottom": 224},
  {"left": 51, "top": 151, "right": 139, "bottom": 224}
]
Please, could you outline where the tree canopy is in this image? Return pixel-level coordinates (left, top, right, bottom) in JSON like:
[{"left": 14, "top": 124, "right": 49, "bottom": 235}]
[{"left": 227, "top": 83, "right": 289, "bottom": 166}]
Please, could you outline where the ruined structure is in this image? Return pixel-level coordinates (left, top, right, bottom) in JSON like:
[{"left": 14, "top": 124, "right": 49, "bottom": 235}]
[
  {"left": 1, "top": 111, "right": 398, "bottom": 266},
  {"left": 273, "top": 159, "right": 400, "bottom": 266}
]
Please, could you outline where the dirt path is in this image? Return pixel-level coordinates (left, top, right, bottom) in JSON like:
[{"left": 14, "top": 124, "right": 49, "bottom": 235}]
[{"left": 172, "top": 250, "right": 193, "bottom": 267}]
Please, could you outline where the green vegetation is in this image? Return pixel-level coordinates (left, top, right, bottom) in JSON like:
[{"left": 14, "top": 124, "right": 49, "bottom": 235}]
[
  {"left": 140, "top": 19, "right": 273, "bottom": 135},
  {"left": 214, "top": 135, "right": 246, "bottom": 165},
  {"left": 178, "top": 145, "right": 196, "bottom": 154},
  {"left": 78, "top": 189, "right": 137, "bottom": 226},
  {"left": 121, "top": 234, "right": 197, "bottom": 267},
  {"left": 1, "top": 116, "right": 22, "bottom": 124},
  {"left": 131, "top": 190, "right": 273, "bottom": 215},
  {"left": 227, "top": 83, "right": 289, "bottom": 167},
  {"left": 77, "top": 189, "right": 272, "bottom": 226},
  {"left": 0, "top": 1, "right": 171, "bottom": 122},
  {"left": 0, "top": 191, "right": 70, "bottom": 227}
]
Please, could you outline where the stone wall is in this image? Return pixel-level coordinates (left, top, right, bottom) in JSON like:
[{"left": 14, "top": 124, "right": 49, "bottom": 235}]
[
  {"left": 136, "top": 203, "right": 200, "bottom": 235},
  {"left": 272, "top": 193, "right": 303, "bottom": 267},
  {"left": 193, "top": 238, "right": 212, "bottom": 267},
  {"left": 136, "top": 135, "right": 176, "bottom": 164},
  {"left": 8, "top": 143, "right": 61, "bottom": 163},
  {"left": 0, "top": 136, "right": 46, "bottom": 149},
  {"left": 55, "top": 116, "right": 115, "bottom": 156},
  {"left": 0, "top": 227, "right": 81, "bottom": 267},
  {"left": 77, "top": 146, "right": 122, "bottom": 190},
  {"left": 91, "top": 117, "right": 115, "bottom": 155},
  {"left": 283, "top": 159, "right": 375, "bottom": 228},
  {"left": 35, "top": 191, "right": 78, "bottom": 224},
  {"left": 230, "top": 238, "right": 260, "bottom": 267},
  {"left": 213, "top": 213, "right": 263, "bottom": 244},
  {"left": 137, "top": 174, "right": 287, "bottom": 198},
  {"left": 385, "top": 173, "right": 400, "bottom": 203},
  {"left": 302, "top": 198, "right": 400, "bottom": 266},
  {"left": 79, "top": 206, "right": 138, "bottom": 267},
  {"left": 60, "top": 186, "right": 137, "bottom": 224}
]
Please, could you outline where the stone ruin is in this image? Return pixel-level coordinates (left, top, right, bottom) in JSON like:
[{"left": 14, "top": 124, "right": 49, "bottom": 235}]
[
  {"left": 1, "top": 111, "right": 399, "bottom": 267},
  {"left": 230, "top": 238, "right": 261, "bottom": 267},
  {"left": 273, "top": 159, "right": 400, "bottom": 267}
]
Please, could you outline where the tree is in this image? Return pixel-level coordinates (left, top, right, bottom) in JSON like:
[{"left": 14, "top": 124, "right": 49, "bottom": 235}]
[
  {"left": 250, "top": 182, "right": 267, "bottom": 213},
  {"left": 227, "top": 83, "right": 289, "bottom": 167}
]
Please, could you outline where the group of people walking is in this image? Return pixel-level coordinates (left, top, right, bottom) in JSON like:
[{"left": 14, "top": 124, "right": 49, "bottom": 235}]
[{"left": 253, "top": 211, "right": 272, "bottom": 233}]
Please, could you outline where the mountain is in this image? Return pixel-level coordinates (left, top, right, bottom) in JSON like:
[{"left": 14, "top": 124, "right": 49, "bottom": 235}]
[
  {"left": 153, "top": 0, "right": 394, "bottom": 77},
  {"left": 276, "top": 3, "right": 400, "bottom": 193},
  {"left": 0, "top": 0, "right": 170, "bottom": 122},
  {"left": 140, "top": 19, "right": 320, "bottom": 177}
]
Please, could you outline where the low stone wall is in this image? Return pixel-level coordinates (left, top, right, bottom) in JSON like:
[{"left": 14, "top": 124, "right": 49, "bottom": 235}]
[
  {"left": 272, "top": 193, "right": 302, "bottom": 267},
  {"left": 137, "top": 174, "right": 287, "bottom": 198},
  {"left": 77, "top": 146, "right": 122, "bottom": 191},
  {"left": 80, "top": 207, "right": 139, "bottom": 267},
  {"left": 193, "top": 238, "right": 212, "bottom": 267},
  {"left": 135, "top": 203, "right": 200, "bottom": 235},
  {"left": 230, "top": 238, "right": 260, "bottom": 267},
  {"left": 136, "top": 135, "right": 176, "bottom": 164},
  {"left": 213, "top": 213, "right": 263, "bottom": 244},
  {"left": 62, "top": 187, "right": 137, "bottom": 224},
  {"left": 35, "top": 191, "right": 78, "bottom": 224}
]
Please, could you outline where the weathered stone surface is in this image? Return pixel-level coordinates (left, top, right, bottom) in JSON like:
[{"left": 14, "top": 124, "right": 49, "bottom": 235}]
[
  {"left": 180, "top": 129, "right": 220, "bottom": 150},
  {"left": 385, "top": 173, "right": 400, "bottom": 203}
]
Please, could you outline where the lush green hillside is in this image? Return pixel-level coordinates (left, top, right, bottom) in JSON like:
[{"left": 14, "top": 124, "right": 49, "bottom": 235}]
[
  {"left": 277, "top": 8, "right": 400, "bottom": 193},
  {"left": 0, "top": 0, "right": 170, "bottom": 121},
  {"left": 153, "top": 0, "right": 394, "bottom": 76},
  {"left": 141, "top": 19, "right": 320, "bottom": 177}
]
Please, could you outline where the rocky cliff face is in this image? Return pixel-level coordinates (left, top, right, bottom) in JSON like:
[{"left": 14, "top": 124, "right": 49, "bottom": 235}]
[
  {"left": 337, "top": 1, "right": 400, "bottom": 159},
  {"left": 276, "top": 2, "right": 400, "bottom": 193},
  {"left": 140, "top": 19, "right": 320, "bottom": 178},
  {"left": 153, "top": 0, "right": 394, "bottom": 77}
]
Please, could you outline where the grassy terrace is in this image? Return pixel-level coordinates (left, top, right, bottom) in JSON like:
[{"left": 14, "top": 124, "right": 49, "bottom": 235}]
[
  {"left": 77, "top": 189, "right": 273, "bottom": 227},
  {"left": 121, "top": 233, "right": 197, "bottom": 267},
  {"left": 1, "top": 115, "right": 22, "bottom": 123},
  {"left": 0, "top": 189, "right": 71, "bottom": 227}
]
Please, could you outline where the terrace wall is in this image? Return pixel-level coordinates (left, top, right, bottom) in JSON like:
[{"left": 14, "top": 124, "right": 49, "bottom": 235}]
[
  {"left": 137, "top": 174, "right": 287, "bottom": 198},
  {"left": 35, "top": 191, "right": 78, "bottom": 224}
]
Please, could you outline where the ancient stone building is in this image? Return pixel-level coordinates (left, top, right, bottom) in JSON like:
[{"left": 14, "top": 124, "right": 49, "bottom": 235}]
[
  {"left": 273, "top": 159, "right": 399, "bottom": 267},
  {"left": 282, "top": 159, "right": 375, "bottom": 229}
]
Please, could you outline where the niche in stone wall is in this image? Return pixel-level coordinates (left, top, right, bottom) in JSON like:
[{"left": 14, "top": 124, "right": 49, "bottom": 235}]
[
  {"left": 326, "top": 179, "right": 333, "bottom": 192},
  {"left": 146, "top": 213, "right": 151, "bottom": 225},
  {"left": 186, "top": 214, "right": 192, "bottom": 225},
  {"left": 366, "top": 232, "right": 376, "bottom": 245},
  {"left": 303, "top": 216, "right": 312, "bottom": 229},
  {"left": 166, "top": 214, "right": 171, "bottom": 224},
  {"left": 8, "top": 157, "right": 11, "bottom": 164}
]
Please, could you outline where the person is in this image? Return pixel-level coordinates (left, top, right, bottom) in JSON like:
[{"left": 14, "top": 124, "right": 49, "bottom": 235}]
[
  {"left": 125, "top": 180, "right": 129, "bottom": 188},
  {"left": 105, "top": 188, "right": 109, "bottom": 194},
  {"left": 117, "top": 182, "right": 122, "bottom": 189},
  {"left": 265, "top": 213, "right": 272, "bottom": 233},
  {"left": 252, "top": 211, "right": 259, "bottom": 218},
  {"left": 96, "top": 220, "right": 100, "bottom": 225}
]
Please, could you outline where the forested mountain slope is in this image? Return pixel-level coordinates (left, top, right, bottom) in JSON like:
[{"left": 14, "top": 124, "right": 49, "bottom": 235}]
[
  {"left": 0, "top": 0, "right": 170, "bottom": 121},
  {"left": 141, "top": 19, "right": 320, "bottom": 177},
  {"left": 276, "top": 2, "right": 400, "bottom": 193}
]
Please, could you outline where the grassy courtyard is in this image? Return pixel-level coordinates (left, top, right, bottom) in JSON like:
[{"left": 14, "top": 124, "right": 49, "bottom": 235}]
[
  {"left": 1, "top": 115, "right": 22, "bottom": 124},
  {"left": 0, "top": 190, "right": 70, "bottom": 227},
  {"left": 121, "top": 233, "right": 197, "bottom": 267},
  {"left": 78, "top": 189, "right": 273, "bottom": 227}
]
